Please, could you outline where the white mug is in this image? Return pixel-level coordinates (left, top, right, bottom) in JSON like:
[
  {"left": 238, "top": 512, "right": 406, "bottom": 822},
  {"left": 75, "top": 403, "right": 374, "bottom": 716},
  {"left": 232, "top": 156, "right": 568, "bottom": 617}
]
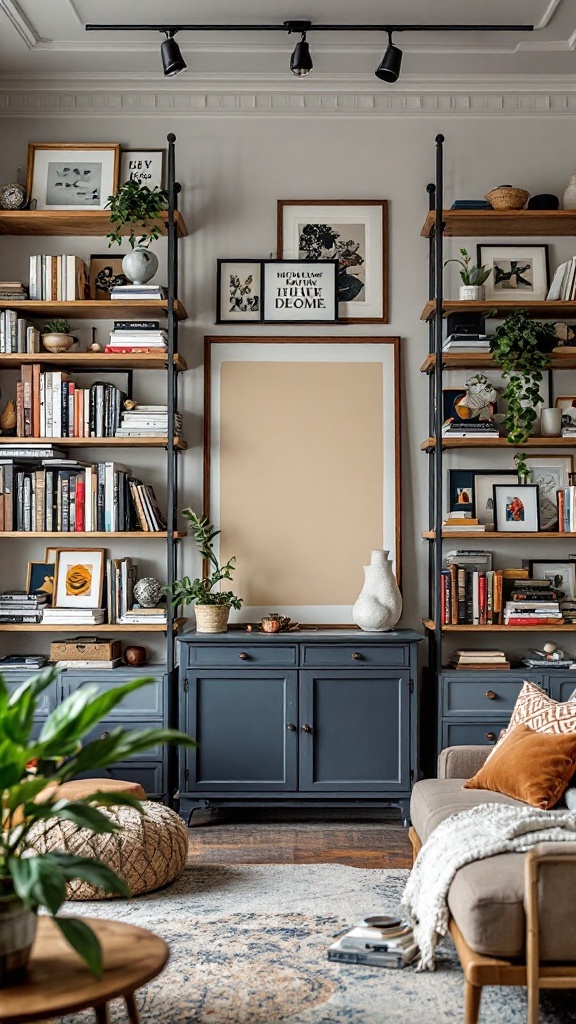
[{"left": 540, "top": 407, "right": 563, "bottom": 436}]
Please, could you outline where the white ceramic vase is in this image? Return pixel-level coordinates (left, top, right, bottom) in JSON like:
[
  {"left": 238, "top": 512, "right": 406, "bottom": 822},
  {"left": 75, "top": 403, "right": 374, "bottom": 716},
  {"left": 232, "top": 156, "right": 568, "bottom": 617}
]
[
  {"left": 352, "top": 549, "right": 402, "bottom": 632},
  {"left": 563, "top": 175, "right": 576, "bottom": 210},
  {"left": 122, "top": 246, "right": 158, "bottom": 285},
  {"left": 459, "top": 285, "right": 485, "bottom": 301}
]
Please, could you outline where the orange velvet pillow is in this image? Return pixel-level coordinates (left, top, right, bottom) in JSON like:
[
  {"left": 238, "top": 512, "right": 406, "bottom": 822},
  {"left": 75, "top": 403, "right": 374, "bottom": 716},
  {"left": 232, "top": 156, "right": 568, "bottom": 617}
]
[{"left": 463, "top": 723, "right": 576, "bottom": 809}]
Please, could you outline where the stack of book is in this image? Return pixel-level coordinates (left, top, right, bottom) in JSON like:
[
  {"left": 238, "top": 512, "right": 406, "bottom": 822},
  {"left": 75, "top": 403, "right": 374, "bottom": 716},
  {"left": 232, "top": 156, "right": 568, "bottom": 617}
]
[
  {"left": 442, "top": 512, "right": 486, "bottom": 533},
  {"left": 521, "top": 655, "right": 576, "bottom": 669},
  {"left": 0, "top": 591, "right": 48, "bottom": 624},
  {"left": 328, "top": 917, "right": 418, "bottom": 969},
  {"left": 106, "top": 556, "right": 137, "bottom": 623},
  {"left": 0, "top": 442, "right": 64, "bottom": 460},
  {"left": 0, "top": 281, "right": 27, "bottom": 301},
  {"left": 450, "top": 200, "right": 492, "bottom": 210},
  {"left": 442, "top": 333, "right": 491, "bottom": 353},
  {"left": 116, "top": 405, "right": 182, "bottom": 439},
  {"left": 42, "top": 607, "right": 106, "bottom": 626},
  {"left": 28, "top": 255, "right": 87, "bottom": 301},
  {"left": 547, "top": 258, "right": 576, "bottom": 301},
  {"left": 54, "top": 657, "right": 122, "bottom": 669},
  {"left": 449, "top": 649, "right": 510, "bottom": 671},
  {"left": 442, "top": 418, "right": 499, "bottom": 439},
  {"left": 111, "top": 283, "right": 166, "bottom": 301},
  {"left": 503, "top": 578, "right": 564, "bottom": 626},
  {"left": 0, "top": 311, "right": 40, "bottom": 354},
  {"left": 105, "top": 321, "right": 168, "bottom": 354},
  {"left": 561, "top": 421, "right": 576, "bottom": 440},
  {"left": 15, "top": 365, "right": 126, "bottom": 439},
  {"left": 120, "top": 606, "right": 167, "bottom": 625},
  {"left": 128, "top": 479, "right": 167, "bottom": 531}
]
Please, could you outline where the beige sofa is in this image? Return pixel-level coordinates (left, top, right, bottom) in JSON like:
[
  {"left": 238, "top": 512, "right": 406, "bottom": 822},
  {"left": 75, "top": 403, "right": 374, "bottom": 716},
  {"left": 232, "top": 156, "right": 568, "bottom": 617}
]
[{"left": 409, "top": 746, "right": 576, "bottom": 1024}]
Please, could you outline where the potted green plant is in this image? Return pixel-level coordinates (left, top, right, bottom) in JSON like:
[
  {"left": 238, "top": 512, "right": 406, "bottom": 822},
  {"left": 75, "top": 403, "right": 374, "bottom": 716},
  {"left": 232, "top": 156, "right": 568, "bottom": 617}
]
[
  {"left": 105, "top": 180, "right": 168, "bottom": 286},
  {"left": 168, "top": 510, "right": 243, "bottom": 633},
  {"left": 0, "top": 668, "right": 194, "bottom": 983},
  {"left": 41, "top": 319, "right": 74, "bottom": 354},
  {"left": 490, "top": 309, "right": 557, "bottom": 444},
  {"left": 444, "top": 247, "right": 492, "bottom": 300}
]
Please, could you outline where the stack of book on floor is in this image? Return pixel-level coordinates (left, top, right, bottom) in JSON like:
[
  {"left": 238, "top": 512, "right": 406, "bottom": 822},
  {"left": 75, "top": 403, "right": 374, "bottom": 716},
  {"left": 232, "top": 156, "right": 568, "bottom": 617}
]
[
  {"left": 328, "top": 917, "right": 418, "bottom": 969},
  {"left": 442, "top": 512, "right": 486, "bottom": 533},
  {"left": 105, "top": 321, "right": 168, "bottom": 354},
  {"left": 111, "top": 283, "right": 166, "bottom": 300},
  {"left": 442, "top": 333, "right": 491, "bottom": 353},
  {"left": 28, "top": 255, "right": 87, "bottom": 300},
  {"left": 449, "top": 649, "right": 510, "bottom": 671},
  {"left": 119, "top": 606, "right": 167, "bottom": 625},
  {"left": 116, "top": 405, "right": 182, "bottom": 440},
  {"left": 0, "top": 591, "right": 48, "bottom": 624},
  {"left": 503, "top": 578, "right": 564, "bottom": 626},
  {"left": 0, "top": 311, "right": 40, "bottom": 354},
  {"left": 42, "top": 607, "right": 106, "bottom": 626}
]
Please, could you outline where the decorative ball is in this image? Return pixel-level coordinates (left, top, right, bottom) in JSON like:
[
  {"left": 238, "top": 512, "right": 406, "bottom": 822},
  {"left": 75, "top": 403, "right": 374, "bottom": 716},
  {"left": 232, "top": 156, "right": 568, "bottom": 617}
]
[
  {"left": 0, "top": 183, "right": 26, "bottom": 210},
  {"left": 90, "top": 342, "right": 102, "bottom": 352},
  {"left": 124, "top": 645, "right": 147, "bottom": 667},
  {"left": 133, "top": 577, "right": 163, "bottom": 608}
]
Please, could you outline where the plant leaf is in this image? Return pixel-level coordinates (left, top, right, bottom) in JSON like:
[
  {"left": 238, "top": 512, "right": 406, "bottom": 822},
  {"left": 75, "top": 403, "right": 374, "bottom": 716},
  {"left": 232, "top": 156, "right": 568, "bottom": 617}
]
[{"left": 53, "top": 916, "right": 103, "bottom": 978}]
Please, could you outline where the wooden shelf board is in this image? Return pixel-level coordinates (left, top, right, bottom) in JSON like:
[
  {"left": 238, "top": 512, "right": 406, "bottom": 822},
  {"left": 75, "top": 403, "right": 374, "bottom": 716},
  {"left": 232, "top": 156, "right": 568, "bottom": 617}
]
[
  {"left": 420, "top": 349, "right": 576, "bottom": 373},
  {"left": 421, "top": 437, "right": 576, "bottom": 451},
  {"left": 422, "top": 531, "right": 576, "bottom": 540},
  {"left": 1, "top": 436, "right": 187, "bottom": 449},
  {"left": 0, "top": 619, "right": 186, "bottom": 632},
  {"left": 0, "top": 352, "right": 187, "bottom": 371},
  {"left": 421, "top": 209, "right": 576, "bottom": 239},
  {"left": 0, "top": 210, "right": 187, "bottom": 238},
  {"left": 421, "top": 300, "right": 576, "bottom": 322},
  {"left": 423, "top": 619, "right": 576, "bottom": 632},
  {"left": 0, "top": 531, "right": 185, "bottom": 539},
  {"left": 0, "top": 300, "right": 188, "bottom": 321}
]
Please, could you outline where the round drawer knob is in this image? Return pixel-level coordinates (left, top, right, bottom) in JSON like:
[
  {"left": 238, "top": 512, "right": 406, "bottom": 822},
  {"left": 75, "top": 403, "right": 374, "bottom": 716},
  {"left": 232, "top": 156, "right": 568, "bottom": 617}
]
[
  {"left": 238, "top": 652, "right": 248, "bottom": 660},
  {"left": 485, "top": 732, "right": 497, "bottom": 743},
  {"left": 302, "top": 724, "right": 312, "bottom": 733},
  {"left": 286, "top": 723, "right": 296, "bottom": 732},
  {"left": 352, "top": 652, "right": 363, "bottom": 661},
  {"left": 485, "top": 690, "right": 496, "bottom": 700},
  {"left": 100, "top": 731, "right": 110, "bottom": 740}
]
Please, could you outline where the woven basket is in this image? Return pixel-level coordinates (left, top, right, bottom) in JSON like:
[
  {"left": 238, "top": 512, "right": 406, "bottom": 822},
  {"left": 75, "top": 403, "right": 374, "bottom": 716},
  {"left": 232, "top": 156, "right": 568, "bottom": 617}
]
[
  {"left": 485, "top": 186, "right": 530, "bottom": 210},
  {"left": 195, "top": 604, "right": 230, "bottom": 633}
]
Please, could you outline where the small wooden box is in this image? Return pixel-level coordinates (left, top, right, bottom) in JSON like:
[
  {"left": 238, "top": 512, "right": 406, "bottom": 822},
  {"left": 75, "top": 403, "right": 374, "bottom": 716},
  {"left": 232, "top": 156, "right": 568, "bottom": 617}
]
[{"left": 50, "top": 637, "right": 122, "bottom": 662}]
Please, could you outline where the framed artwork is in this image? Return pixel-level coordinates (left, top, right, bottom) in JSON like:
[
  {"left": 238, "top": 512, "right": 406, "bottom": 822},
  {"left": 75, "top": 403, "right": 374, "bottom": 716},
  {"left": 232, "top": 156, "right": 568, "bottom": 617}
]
[
  {"left": 523, "top": 454, "right": 573, "bottom": 530},
  {"left": 204, "top": 337, "right": 400, "bottom": 623},
  {"left": 44, "top": 547, "right": 58, "bottom": 564},
  {"left": 555, "top": 396, "right": 576, "bottom": 427},
  {"left": 262, "top": 259, "right": 338, "bottom": 323},
  {"left": 54, "top": 548, "right": 105, "bottom": 609},
  {"left": 492, "top": 484, "right": 540, "bottom": 532},
  {"left": 448, "top": 468, "right": 515, "bottom": 518},
  {"left": 27, "top": 143, "right": 120, "bottom": 211},
  {"left": 473, "top": 472, "right": 517, "bottom": 526},
  {"left": 88, "top": 254, "right": 128, "bottom": 299},
  {"left": 120, "top": 149, "right": 165, "bottom": 190},
  {"left": 26, "top": 561, "right": 55, "bottom": 603},
  {"left": 216, "top": 260, "right": 262, "bottom": 323},
  {"left": 277, "top": 200, "right": 389, "bottom": 323},
  {"left": 529, "top": 560, "right": 576, "bottom": 601},
  {"left": 442, "top": 386, "right": 497, "bottom": 428},
  {"left": 476, "top": 244, "right": 550, "bottom": 302}
]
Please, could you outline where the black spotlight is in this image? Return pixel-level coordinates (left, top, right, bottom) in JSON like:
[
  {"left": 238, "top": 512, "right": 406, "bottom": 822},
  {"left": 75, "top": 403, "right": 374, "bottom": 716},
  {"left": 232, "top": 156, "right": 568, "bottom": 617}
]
[
  {"left": 290, "top": 32, "right": 313, "bottom": 76},
  {"left": 161, "top": 29, "right": 187, "bottom": 77},
  {"left": 375, "top": 31, "right": 403, "bottom": 83}
]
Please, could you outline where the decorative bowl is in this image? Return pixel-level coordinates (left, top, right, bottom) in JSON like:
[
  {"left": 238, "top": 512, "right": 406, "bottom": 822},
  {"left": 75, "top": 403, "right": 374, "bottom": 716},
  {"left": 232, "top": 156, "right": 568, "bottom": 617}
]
[
  {"left": 41, "top": 332, "right": 74, "bottom": 353},
  {"left": 484, "top": 186, "right": 530, "bottom": 211},
  {"left": 260, "top": 614, "right": 291, "bottom": 633}
]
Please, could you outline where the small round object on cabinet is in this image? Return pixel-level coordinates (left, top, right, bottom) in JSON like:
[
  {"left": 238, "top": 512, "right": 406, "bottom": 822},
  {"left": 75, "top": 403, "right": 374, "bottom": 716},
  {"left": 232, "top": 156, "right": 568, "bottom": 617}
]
[
  {"left": 124, "top": 645, "right": 147, "bottom": 667},
  {"left": 0, "top": 183, "right": 26, "bottom": 210}
]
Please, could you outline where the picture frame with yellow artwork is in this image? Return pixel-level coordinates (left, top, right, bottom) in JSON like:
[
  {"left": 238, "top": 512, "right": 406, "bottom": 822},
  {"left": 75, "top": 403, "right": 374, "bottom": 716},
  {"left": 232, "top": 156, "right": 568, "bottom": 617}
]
[{"left": 54, "top": 548, "right": 105, "bottom": 609}]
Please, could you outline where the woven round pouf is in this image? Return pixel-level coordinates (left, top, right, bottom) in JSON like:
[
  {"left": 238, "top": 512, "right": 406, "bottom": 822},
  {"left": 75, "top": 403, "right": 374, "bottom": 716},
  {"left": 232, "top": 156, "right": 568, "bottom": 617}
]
[{"left": 28, "top": 801, "right": 188, "bottom": 900}]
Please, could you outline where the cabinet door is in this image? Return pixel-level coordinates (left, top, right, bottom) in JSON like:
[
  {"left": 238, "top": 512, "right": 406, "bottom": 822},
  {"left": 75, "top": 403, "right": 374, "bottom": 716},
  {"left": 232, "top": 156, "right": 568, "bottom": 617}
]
[
  {"left": 299, "top": 671, "right": 410, "bottom": 792},
  {"left": 548, "top": 674, "right": 576, "bottom": 703},
  {"left": 183, "top": 670, "right": 298, "bottom": 791}
]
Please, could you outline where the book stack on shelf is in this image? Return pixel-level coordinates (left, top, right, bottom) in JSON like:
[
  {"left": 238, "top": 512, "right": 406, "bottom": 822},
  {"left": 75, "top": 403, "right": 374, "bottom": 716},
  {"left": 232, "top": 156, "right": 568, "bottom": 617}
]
[
  {"left": 28, "top": 255, "right": 87, "bottom": 300},
  {"left": 106, "top": 320, "right": 168, "bottom": 354},
  {"left": 0, "top": 591, "right": 48, "bottom": 624},
  {"left": 442, "top": 333, "right": 490, "bottom": 353},
  {"left": 111, "top": 283, "right": 166, "bottom": 301},
  {"left": 561, "top": 420, "right": 576, "bottom": 441},
  {"left": 442, "top": 511, "right": 486, "bottom": 533},
  {"left": 120, "top": 607, "right": 167, "bottom": 626},
  {"left": 450, "top": 200, "right": 492, "bottom": 210},
  {"left": 43, "top": 607, "right": 106, "bottom": 626},
  {"left": 116, "top": 405, "right": 182, "bottom": 440},
  {"left": 449, "top": 649, "right": 510, "bottom": 671},
  {"left": 328, "top": 916, "right": 418, "bottom": 969},
  {"left": 0, "top": 281, "right": 27, "bottom": 301},
  {"left": 0, "top": 311, "right": 40, "bottom": 354},
  {"left": 503, "top": 579, "right": 564, "bottom": 627},
  {"left": 15, "top": 365, "right": 126, "bottom": 439},
  {"left": 442, "top": 417, "right": 499, "bottom": 440}
]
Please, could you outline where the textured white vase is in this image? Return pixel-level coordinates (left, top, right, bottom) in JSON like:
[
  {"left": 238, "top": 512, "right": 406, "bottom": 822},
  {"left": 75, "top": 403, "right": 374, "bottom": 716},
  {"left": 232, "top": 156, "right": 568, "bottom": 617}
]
[
  {"left": 459, "top": 285, "right": 485, "bottom": 301},
  {"left": 352, "top": 549, "right": 402, "bottom": 632},
  {"left": 563, "top": 175, "right": 576, "bottom": 210},
  {"left": 122, "top": 246, "right": 158, "bottom": 285}
]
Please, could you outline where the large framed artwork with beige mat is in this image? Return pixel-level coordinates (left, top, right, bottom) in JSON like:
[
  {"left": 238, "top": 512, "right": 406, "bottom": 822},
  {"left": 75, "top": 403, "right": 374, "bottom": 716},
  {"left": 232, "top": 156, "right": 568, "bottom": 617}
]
[{"left": 204, "top": 336, "right": 400, "bottom": 624}]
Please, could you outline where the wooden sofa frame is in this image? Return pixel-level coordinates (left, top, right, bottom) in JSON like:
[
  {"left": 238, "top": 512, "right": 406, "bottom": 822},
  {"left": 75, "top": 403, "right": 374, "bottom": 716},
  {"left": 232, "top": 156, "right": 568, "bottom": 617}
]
[{"left": 409, "top": 827, "right": 576, "bottom": 1024}]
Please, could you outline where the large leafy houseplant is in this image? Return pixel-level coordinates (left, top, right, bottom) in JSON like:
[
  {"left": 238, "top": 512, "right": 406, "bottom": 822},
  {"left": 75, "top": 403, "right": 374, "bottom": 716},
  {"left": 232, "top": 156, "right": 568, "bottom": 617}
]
[
  {"left": 1, "top": 668, "right": 194, "bottom": 979},
  {"left": 490, "top": 309, "right": 557, "bottom": 444},
  {"left": 106, "top": 180, "right": 169, "bottom": 250}
]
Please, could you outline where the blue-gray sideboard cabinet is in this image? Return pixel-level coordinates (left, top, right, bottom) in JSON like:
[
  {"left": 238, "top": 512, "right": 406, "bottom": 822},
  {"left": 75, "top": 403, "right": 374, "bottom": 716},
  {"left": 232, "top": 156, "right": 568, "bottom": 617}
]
[{"left": 177, "top": 629, "right": 423, "bottom": 826}]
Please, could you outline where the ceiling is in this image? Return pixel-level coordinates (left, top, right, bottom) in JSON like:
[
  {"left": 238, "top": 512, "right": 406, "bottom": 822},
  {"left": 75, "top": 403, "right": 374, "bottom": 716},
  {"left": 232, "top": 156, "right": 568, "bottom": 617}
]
[{"left": 0, "top": 0, "right": 575, "bottom": 81}]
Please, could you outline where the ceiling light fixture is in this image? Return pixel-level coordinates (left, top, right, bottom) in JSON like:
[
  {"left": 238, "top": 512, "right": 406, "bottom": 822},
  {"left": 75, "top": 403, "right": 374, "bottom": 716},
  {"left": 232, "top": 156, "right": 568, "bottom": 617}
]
[
  {"left": 160, "top": 28, "right": 187, "bottom": 77},
  {"left": 286, "top": 21, "right": 313, "bottom": 77},
  {"left": 375, "top": 30, "right": 403, "bottom": 84}
]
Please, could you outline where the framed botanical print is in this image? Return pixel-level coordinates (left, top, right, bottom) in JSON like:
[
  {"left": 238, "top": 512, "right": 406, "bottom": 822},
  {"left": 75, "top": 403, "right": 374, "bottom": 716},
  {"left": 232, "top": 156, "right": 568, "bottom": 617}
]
[
  {"left": 27, "top": 143, "right": 120, "bottom": 211},
  {"left": 216, "top": 260, "right": 262, "bottom": 323},
  {"left": 277, "top": 200, "right": 389, "bottom": 322}
]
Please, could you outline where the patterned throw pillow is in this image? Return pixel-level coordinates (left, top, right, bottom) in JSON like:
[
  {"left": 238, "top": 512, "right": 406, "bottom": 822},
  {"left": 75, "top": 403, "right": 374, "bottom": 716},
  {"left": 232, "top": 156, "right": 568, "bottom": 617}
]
[{"left": 485, "top": 680, "right": 576, "bottom": 761}]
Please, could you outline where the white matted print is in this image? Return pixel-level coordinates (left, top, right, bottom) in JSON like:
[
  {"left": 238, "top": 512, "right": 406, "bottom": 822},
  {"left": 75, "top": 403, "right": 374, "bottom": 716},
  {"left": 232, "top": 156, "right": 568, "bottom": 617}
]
[
  {"left": 120, "top": 150, "right": 164, "bottom": 190},
  {"left": 477, "top": 244, "right": 549, "bottom": 302},
  {"left": 530, "top": 561, "right": 576, "bottom": 601},
  {"left": 54, "top": 548, "right": 105, "bottom": 608},
  {"left": 27, "top": 144, "right": 120, "bottom": 211},
  {"left": 492, "top": 484, "right": 540, "bottom": 532},
  {"left": 216, "top": 260, "right": 262, "bottom": 323},
  {"left": 262, "top": 260, "right": 338, "bottom": 322}
]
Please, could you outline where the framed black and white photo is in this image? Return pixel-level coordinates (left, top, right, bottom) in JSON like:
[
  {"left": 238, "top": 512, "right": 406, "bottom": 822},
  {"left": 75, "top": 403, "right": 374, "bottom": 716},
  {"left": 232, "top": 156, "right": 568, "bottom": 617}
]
[
  {"left": 492, "top": 484, "right": 540, "bottom": 532},
  {"left": 216, "top": 260, "right": 263, "bottom": 323},
  {"left": 262, "top": 259, "right": 338, "bottom": 323},
  {"left": 120, "top": 150, "right": 165, "bottom": 190},
  {"left": 278, "top": 200, "right": 388, "bottom": 322},
  {"left": 27, "top": 143, "right": 120, "bottom": 211},
  {"left": 476, "top": 244, "right": 550, "bottom": 302},
  {"left": 529, "top": 560, "right": 576, "bottom": 601},
  {"left": 523, "top": 454, "right": 573, "bottom": 531}
]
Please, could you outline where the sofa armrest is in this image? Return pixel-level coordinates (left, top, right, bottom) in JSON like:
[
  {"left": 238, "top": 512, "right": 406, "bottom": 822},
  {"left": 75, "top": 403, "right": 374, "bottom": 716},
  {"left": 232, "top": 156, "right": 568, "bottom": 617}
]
[{"left": 437, "top": 745, "right": 491, "bottom": 780}]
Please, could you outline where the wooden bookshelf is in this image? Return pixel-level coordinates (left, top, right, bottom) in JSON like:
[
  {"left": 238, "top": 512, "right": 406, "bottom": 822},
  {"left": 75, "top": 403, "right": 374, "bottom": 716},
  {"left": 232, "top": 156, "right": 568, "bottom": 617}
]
[
  {"left": 0, "top": 210, "right": 187, "bottom": 238},
  {"left": 422, "top": 531, "right": 575, "bottom": 540},
  {"left": 0, "top": 299, "right": 188, "bottom": 321},
  {"left": 0, "top": 531, "right": 186, "bottom": 539},
  {"left": 0, "top": 353, "right": 187, "bottom": 371},
  {"left": 0, "top": 436, "right": 187, "bottom": 449},
  {"left": 420, "top": 349, "right": 576, "bottom": 374},
  {"left": 421, "top": 299, "right": 576, "bottom": 322},
  {"left": 423, "top": 619, "right": 576, "bottom": 633},
  {"left": 0, "top": 620, "right": 186, "bottom": 632},
  {"left": 421, "top": 209, "right": 576, "bottom": 239},
  {"left": 421, "top": 437, "right": 576, "bottom": 451}
]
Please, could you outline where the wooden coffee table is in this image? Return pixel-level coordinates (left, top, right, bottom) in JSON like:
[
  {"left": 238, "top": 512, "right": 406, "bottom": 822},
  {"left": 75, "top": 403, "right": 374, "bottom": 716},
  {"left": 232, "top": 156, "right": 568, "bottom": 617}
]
[{"left": 0, "top": 916, "right": 169, "bottom": 1023}]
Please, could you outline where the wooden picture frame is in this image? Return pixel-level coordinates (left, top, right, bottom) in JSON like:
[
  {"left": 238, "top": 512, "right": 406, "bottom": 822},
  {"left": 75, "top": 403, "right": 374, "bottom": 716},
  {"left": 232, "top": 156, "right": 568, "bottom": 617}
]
[
  {"left": 204, "top": 336, "right": 401, "bottom": 624},
  {"left": 476, "top": 243, "right": 550, "bottom": 302},
  {"left": 119, "top": 149, "right": 165, "bottom": 190},
  {"left": 216, "top": 259, "right": 263, "bottom": 324},
  {"left": 54, "top": 548, "right": 105, "bottom": 609},
  {"left": 277, "top": 200, "right": 389, "bottom": 323},
  {"left": 27, "top": 143, "right": 120, "bottom": 211}
]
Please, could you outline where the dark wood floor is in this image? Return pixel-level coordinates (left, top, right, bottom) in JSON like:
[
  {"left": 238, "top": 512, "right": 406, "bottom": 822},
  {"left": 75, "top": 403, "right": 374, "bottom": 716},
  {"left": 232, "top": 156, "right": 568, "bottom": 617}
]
[{"left": 186, "top": 808, "right": 412, "bottom": 868}]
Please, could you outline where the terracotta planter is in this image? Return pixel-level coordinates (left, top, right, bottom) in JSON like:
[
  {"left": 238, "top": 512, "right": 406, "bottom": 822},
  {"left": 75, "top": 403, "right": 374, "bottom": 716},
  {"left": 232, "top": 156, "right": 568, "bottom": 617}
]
[
  {"left": 195, "top": 604, "right": 231, "bottom": 633},
  {"left": 0, "top": 894, "right": 37, "bottom": 986}
]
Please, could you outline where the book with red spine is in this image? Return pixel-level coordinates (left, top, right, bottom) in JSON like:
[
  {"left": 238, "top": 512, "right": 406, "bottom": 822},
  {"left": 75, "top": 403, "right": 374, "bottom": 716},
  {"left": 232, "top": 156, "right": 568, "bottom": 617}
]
[
  {"left": 478, "top": 573, "right": 487, "bottom": 625},
  {"left": 75, "top": 476, "right": 85, "bottom": 532}
]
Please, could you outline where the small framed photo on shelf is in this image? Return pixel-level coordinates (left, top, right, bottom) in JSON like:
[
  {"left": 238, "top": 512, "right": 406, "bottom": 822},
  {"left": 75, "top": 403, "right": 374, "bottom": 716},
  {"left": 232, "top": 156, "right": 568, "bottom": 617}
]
[
  {"left": 476, "top": 244, "right": 550, "bottom": 302},
  {"left": 88, "top": 254, "right": 129, "bottom": 300},
  {"left": 522, "top": 454, "right": 574, "bottom": 530},
  {"left": 529, "top": 560, "right": 576, "bottom": 600},
  {"left": 555, "top": 396, "right": 576, "bottom": 427},
  {"left": 119, "top": 149, "right": 165, "bottom": 190},
  {"left": 473, "top": 471, "right": 517, "bottom": 526},
  {"left": 492, "top": 483, "right": 540, "bottom": 532},
  {"left": 26, "top": 561, "right": 55, "bottom": 603},
  {"left": 54, "top": 549, "right": 105, "bottom": 609},
  {"left": 27, "top": 143, "right": 120, "bottom": 211},
  {"left": 216, "top": 259, "right": 263, "bottom": 323},
  {"left": 262, "top": 259, "right": 338, "bottom": 323}
]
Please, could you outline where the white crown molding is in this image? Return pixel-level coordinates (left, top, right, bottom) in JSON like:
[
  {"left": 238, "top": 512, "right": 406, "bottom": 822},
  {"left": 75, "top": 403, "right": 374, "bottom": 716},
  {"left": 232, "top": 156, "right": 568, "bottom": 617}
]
[{"left": 0, "top": 0, "right": 46, "bottom": 48}]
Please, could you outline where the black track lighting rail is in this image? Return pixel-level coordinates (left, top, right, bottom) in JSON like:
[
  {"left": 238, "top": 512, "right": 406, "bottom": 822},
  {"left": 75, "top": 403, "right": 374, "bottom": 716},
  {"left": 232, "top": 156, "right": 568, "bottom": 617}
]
[{"left": 86, "top": 23, "right": 534, "bottom": 34}]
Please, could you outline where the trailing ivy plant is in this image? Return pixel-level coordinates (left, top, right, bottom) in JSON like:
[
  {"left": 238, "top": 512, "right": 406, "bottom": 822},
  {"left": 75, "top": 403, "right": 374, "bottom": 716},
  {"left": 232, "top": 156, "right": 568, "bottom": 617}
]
[
  {"left": 106, "top": 180, "right": 169, "bottom": 250},
  {"left": 489, "top": 309, "right": 557, "bottom": 444},
  {"left": 167, "top": 510, "right": 243, "bottom": 609}
]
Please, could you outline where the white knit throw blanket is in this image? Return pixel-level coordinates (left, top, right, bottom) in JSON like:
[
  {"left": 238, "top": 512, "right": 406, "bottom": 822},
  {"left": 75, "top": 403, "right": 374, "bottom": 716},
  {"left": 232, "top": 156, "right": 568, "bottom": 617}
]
[{"left": 401, "top": 802, "right": 576, "bottom": 971}]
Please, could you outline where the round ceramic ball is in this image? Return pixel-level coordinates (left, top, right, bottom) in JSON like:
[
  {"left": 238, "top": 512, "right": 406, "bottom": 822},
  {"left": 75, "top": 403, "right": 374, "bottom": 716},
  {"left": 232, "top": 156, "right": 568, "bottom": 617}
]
[
  {"left": 133, "top": 577, "right": 163, "bottom": 608},
  {"left": 124, "top": 646, "right": 147, "bottom": 667}
]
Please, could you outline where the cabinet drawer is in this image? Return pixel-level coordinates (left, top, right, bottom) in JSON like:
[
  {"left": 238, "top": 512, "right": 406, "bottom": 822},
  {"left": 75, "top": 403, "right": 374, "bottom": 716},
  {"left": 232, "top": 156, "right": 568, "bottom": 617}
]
[
  {"left": 75, "top": 762, "right": 164, "bottom": 797},
  {"left": 187, "top": 645, "right": 297, "bottom": 668},
  {"left": 63, "top": 671, "right": 164, "bottom": 717},
  {"left": 442, "top": 720, "right": 508, "bottom": 749},
  {"left": 443, "top": 678, "right": 525, "bottom": 716},
  {"left": 83, "top": 719, "right": 164, "bottom": 758},
  {"left": 301, "top": 645, "right": 408, "bottom": 668}
]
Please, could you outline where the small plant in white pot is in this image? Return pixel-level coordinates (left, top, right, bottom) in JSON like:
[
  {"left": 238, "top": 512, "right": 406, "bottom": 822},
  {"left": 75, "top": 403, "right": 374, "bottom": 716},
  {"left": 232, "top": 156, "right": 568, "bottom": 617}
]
[
  {"left": 106, "top": 180, "right": 168, "bottom": 286},
  {"left": 41, "top": 319, "right": 75, "bottom": 353},
  {"left": 445, "top": 247, "right": 492, "bottom": 301},
  {"left": 167, "top": 510, "right": 243, "bottom": 633}
]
